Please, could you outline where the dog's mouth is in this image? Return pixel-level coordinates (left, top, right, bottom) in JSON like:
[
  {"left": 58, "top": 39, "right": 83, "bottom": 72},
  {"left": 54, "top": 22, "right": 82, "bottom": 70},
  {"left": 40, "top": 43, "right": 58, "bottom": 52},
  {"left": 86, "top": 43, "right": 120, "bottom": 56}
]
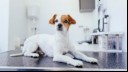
[{"left": 57, "top": 28, "right": 63, "bottom": 31}]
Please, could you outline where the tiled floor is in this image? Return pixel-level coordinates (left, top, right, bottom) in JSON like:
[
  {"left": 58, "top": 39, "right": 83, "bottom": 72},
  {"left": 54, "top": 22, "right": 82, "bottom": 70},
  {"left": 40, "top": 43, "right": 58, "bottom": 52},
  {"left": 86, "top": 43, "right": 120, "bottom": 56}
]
[{"left": 0, "top": 49, "right": 127, "bottom": 71}]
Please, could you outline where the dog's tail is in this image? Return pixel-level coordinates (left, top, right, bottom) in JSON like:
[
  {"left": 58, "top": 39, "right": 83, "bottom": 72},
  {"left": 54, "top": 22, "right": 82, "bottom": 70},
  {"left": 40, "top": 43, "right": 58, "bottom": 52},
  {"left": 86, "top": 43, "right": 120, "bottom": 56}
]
[{"left": 10, "top": 53, "right": 24, "bottom": 57}]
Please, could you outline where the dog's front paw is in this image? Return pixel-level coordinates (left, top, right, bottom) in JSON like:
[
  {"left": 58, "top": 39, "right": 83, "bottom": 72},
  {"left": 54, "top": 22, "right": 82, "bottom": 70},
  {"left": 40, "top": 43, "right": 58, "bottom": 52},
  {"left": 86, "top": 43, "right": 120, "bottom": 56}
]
[
  {"left": 72, "top": 60, "right": 83, "bottom": 68},
  {"left": 88, "top": 57, "right": 98, "bottom": 64}
]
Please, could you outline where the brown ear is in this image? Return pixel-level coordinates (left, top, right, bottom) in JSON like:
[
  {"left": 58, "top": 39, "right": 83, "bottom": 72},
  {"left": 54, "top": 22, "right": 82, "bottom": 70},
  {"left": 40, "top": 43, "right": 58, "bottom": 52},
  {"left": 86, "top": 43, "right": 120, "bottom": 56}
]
[
  {"left": 68, "top": 15, "right": 76, "bottom": 24},
  {"left": 49, "top": 14, "right": 57, "bottom": 24}
]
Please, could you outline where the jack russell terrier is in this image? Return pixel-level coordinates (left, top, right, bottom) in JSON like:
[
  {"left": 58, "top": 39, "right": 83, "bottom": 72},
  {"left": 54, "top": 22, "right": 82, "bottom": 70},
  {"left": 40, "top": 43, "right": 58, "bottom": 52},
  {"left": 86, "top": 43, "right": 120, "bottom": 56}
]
[{"left": 10, "top": 14, "right": 98, "bottom": 67}]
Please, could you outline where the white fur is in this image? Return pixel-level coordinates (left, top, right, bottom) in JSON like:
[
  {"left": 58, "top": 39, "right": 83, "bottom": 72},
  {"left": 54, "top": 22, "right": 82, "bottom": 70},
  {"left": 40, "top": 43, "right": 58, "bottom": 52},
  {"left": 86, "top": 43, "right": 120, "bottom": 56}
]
[{"left": 10, "top": 14, "right": 98, "bottom": 67}]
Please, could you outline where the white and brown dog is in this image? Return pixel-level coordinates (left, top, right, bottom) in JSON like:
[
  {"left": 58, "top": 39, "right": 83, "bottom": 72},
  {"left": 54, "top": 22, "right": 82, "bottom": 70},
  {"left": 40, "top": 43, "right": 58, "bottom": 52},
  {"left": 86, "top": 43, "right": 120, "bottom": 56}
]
[{"left": 10, "top": 14, "right": 98, "bottom": 67}]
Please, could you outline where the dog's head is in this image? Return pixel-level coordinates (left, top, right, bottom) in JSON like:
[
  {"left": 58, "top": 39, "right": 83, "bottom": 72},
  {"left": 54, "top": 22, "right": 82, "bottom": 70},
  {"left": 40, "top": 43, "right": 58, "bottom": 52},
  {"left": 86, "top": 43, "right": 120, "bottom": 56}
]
[{"left": 49, "top": 14, "right": 76, "bottom": 32}]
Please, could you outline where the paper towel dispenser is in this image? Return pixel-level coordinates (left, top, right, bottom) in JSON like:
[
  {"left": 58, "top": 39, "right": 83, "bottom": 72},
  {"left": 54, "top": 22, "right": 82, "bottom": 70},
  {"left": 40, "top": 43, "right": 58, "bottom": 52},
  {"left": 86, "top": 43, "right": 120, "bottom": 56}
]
[{"left": 79, "top": 0, "right": 95, "bottom": 12}]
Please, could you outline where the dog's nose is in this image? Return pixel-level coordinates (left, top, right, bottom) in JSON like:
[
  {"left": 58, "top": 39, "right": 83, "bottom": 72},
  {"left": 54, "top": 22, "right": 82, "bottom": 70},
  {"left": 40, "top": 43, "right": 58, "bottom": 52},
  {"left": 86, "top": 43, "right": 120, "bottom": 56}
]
[{"left": 58, "top": 24, "right": 62, "bottom": 28}]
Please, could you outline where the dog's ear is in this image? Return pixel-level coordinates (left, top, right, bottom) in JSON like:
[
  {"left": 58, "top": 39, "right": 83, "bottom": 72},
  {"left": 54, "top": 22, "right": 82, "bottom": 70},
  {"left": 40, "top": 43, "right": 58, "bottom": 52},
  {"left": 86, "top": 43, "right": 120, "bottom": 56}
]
[
  {"left": 68, "top": 15, "right": 76, "bottom": 24},
  {"left": 49, "top": 14, "right": 57, "bottom": 24}
]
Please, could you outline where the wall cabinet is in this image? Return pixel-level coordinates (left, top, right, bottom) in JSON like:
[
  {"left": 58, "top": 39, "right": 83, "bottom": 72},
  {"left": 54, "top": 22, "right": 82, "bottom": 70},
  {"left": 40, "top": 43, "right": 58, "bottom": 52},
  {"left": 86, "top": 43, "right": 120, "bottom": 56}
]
[{"left": 79, "top": 0, "right": 95, "bottom": 12}]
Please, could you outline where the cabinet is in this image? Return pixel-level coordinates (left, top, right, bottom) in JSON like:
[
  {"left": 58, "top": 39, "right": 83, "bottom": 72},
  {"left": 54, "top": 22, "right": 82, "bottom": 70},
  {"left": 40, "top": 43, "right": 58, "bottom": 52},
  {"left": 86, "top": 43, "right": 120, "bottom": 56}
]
[
  {"left": 90, "top": 32, "right": 124, "bottom": 52},
  {"left": 79, "top": 0, "right": 95, "bottom": 12}
]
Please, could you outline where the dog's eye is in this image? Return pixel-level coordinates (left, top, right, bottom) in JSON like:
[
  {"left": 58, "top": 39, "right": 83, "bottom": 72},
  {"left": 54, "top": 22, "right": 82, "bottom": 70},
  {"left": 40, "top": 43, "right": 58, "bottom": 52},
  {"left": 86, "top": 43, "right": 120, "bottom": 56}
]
[
  {"left": 64, "top": 20, "right": 68, "bottom": 23},
  {"left": 54, "top": 19, "right": 58, "bottom": 23}
]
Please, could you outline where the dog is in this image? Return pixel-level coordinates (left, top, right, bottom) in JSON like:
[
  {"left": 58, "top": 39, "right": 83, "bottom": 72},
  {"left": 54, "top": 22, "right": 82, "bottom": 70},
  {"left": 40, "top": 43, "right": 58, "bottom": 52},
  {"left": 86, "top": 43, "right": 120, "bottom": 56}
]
[{"left": 10, "top": 14, "right": 98, "bottom": 67}]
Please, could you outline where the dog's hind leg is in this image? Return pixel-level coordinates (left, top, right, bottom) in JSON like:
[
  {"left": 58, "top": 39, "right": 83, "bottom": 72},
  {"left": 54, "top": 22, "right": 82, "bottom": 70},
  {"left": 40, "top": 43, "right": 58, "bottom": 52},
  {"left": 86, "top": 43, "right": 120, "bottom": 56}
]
[{"left": 23, "top": 42, "right": 39, "bottom": 58}]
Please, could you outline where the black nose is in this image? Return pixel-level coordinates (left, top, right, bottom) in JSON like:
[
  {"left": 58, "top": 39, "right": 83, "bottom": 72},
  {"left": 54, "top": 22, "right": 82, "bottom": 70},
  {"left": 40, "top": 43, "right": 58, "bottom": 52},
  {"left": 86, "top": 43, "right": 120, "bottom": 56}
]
[{"left": 58, "top": 24, "right": 62, "bottom": 28}]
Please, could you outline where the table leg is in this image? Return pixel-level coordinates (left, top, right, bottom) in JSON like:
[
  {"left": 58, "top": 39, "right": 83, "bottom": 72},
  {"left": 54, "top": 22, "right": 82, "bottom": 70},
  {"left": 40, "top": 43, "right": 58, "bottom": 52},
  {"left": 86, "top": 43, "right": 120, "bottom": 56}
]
[
  {"left": 92, "top": 36, "right": 94, "bottom": 45},
  {"left": 98, "top": 35, "right": 103, "bottom": 49},
  {"left": 105, "top": 34, "right": 108, "bottom": 50},
  {"left": 116, "top": 34, "right": 119, "bottom": 50}
]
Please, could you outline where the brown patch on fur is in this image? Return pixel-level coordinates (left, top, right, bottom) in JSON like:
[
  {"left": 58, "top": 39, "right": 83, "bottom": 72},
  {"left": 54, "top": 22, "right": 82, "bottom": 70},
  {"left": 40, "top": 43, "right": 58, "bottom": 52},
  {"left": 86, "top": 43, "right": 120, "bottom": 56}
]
[
  {"left": 61, "top": 15, "right": 70, "bottom": 30},
  {"left": 61, "top": 15, "right": 76, "bottom": 30},
  {"left": 49, "top": 14, "right": 57, "bottom": 25}
]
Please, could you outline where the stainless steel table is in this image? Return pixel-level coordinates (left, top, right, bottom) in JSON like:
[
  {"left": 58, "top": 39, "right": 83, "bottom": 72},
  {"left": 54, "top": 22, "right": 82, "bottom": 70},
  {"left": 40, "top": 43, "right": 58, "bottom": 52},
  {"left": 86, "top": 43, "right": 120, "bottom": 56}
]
[{"left": 0, "top": 49, "right": 127, "bottom": 71}]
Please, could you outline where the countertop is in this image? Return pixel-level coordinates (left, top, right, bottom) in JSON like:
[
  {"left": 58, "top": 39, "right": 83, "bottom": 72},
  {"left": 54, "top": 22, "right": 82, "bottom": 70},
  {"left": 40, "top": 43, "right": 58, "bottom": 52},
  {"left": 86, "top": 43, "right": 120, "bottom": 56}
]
[{"left": 0, "top": 49, "right": 127, "bottom": 71}]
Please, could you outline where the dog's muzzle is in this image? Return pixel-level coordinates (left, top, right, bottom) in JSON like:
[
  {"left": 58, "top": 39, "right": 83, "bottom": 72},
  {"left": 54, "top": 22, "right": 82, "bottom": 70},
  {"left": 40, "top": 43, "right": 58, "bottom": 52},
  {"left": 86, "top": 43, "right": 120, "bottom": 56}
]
[{"left": 57, "top": 24, "right": 63, "bottom": 31}]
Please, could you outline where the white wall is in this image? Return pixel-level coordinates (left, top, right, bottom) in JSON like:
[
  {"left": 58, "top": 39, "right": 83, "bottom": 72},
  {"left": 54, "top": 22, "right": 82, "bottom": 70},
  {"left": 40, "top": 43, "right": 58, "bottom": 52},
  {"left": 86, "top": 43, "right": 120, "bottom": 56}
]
[
  {"left": 8, "top": 0, "right": 27, "bottom": 50},
  {"left": 0, "top": 0, "right": 127, "bottom": 52},
  {"left": 106, "top": 0, "right": 127, "bottom": 52},
  {"left": 27, "top": 0, "right": 96, "bottom": 43},
  {"left": 0, "top": 0, "right": 9, "bottom": 52}
]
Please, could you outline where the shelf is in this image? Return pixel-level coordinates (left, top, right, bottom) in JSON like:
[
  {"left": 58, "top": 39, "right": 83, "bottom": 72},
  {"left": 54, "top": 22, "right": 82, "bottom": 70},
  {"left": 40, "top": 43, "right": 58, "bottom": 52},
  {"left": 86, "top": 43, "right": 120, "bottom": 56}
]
[
  {"left": 90, "top": 32, "right": 124, "bottom": 35},
  {"left": 75, "top": 44, "right": 122, "bottom": 53}
]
